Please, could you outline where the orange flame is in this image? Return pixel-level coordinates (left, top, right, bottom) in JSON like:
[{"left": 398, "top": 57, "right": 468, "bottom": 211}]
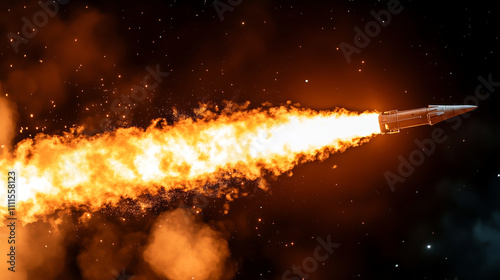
[{"left": 1, "top": 104, "right": 380, "bottom": 224}]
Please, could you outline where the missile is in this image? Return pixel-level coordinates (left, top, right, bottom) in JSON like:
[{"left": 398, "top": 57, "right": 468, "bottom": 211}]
[{"left": 378, "top": 105, "right": 477, "bottom": 134}]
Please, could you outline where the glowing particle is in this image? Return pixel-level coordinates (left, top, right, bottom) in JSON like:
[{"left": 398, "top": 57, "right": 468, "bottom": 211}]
[
  {"left": 427, "top": 244, "right": 431, "bottom": 249},
  {"left": 5, "top": 107, "right": 382, "bottom": 223}
]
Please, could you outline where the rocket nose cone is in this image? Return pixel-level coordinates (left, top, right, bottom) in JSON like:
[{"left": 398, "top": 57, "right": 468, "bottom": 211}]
[
  {"left": 455, "top": 105, "right": 478, "bottom": 115},
  {"left": 463, "top": 105, "right": 478, "bottom": 112},
  {"left": 447, "top": 105, "right": 477, "bottom": 117},
  {"left": 440, "top": 105, "right": 478, "bottom": 119}
]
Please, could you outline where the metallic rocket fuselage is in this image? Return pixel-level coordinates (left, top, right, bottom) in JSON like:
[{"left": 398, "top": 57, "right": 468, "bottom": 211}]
[{"left": 378, "top": 105, "right": 477, "bottom": 134}]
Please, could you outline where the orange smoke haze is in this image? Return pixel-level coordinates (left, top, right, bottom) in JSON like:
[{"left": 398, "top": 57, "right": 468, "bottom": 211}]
[
  {"left": 0, "top": 97, "right": 18, "bottom": 153},
  {"left": 1, "top": 8, "right": 124, "bottom": 116},
  {"left": 76, "top": 221, "right": 148, "bottom": 280},
  {"left": 0, "top": 219, "right": 68, "bottom": 280},
  {"left": 144, "top": 208, "right": 235, "bottom": 280},
  {"left": 0, "top": 103, "right": 380, "bottom": 225}
]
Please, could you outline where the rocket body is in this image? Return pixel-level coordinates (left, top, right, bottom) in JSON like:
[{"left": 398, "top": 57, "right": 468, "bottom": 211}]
[{"left": 378, "top": 105, "right": 477, "bottom": 134}]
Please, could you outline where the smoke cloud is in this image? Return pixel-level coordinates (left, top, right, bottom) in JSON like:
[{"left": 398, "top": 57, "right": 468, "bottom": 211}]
[
  {"left": 77, "top": 222, "right": 147, "bottom": 280},
  {"left": 0, "top": 220, "right": 68, "bottom": 280},
  {"left": 0, "top": 97, "right": 17, "bottom": 153},
  {"left": 143, "top": 209, "right": 235, "bottom": 280},
  {"left": 1, "top": 6, "right": 125, "bottom": 117}
]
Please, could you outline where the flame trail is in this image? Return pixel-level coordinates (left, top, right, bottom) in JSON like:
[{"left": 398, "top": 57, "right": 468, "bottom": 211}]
[{"left": 0, "top": 104, "right": 380, "bottom": 224}]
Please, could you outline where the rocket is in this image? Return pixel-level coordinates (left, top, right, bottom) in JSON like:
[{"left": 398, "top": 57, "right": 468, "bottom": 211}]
[{"left": 378, "top": 105, "right": 477, "bottom": 134}]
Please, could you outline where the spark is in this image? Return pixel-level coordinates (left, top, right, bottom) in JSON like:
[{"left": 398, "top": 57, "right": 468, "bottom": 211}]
[{"left": 0, "top": 104, "right": 380, "bottom": 224}]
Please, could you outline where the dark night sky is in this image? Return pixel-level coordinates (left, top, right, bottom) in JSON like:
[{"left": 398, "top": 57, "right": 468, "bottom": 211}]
[{"left": 0, "top": 0, "right": 499, "bottom": 279}]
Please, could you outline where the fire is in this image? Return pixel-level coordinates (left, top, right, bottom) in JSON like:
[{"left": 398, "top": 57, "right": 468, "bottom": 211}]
[{"left": 0, "top": 104, "right": 380, "bottom": 224}]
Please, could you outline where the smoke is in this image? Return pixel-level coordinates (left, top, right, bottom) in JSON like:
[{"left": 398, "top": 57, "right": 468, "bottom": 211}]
[
  {"left": 0, "top": 97, "right": 17, "bottom": 153},
  {"left": 1, "top": 6, "right": 125, "bottom": 116},
  {"left": 473, "top": 212, "right": 500, "bottom": 270},
  {"left": 77, "top": 222, "right": 147, "bottom": 280},
  {"left": 0, "top": 208, "right": 236, "bottom": 280},
  {"left": 0, "top": 219, "right": 68, "bottom": 280},
  {"left": 143, "top": 208, "right": 235, "bottom": 280},
  {"left": 438, "top": 175, "right": 500, "bottom": 278},
  {"left": 1, "top": 208, "right": 235, "bottom": 280}
]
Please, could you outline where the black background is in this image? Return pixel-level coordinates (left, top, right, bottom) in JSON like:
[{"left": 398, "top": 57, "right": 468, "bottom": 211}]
[{"left": 1, "top": 0, "right": 499, "bottom": 279}]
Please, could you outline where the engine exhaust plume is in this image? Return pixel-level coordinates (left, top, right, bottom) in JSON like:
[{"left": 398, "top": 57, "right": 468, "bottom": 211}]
[{"left": 0, "top": 103, "right": 381, "bottom": 224}]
